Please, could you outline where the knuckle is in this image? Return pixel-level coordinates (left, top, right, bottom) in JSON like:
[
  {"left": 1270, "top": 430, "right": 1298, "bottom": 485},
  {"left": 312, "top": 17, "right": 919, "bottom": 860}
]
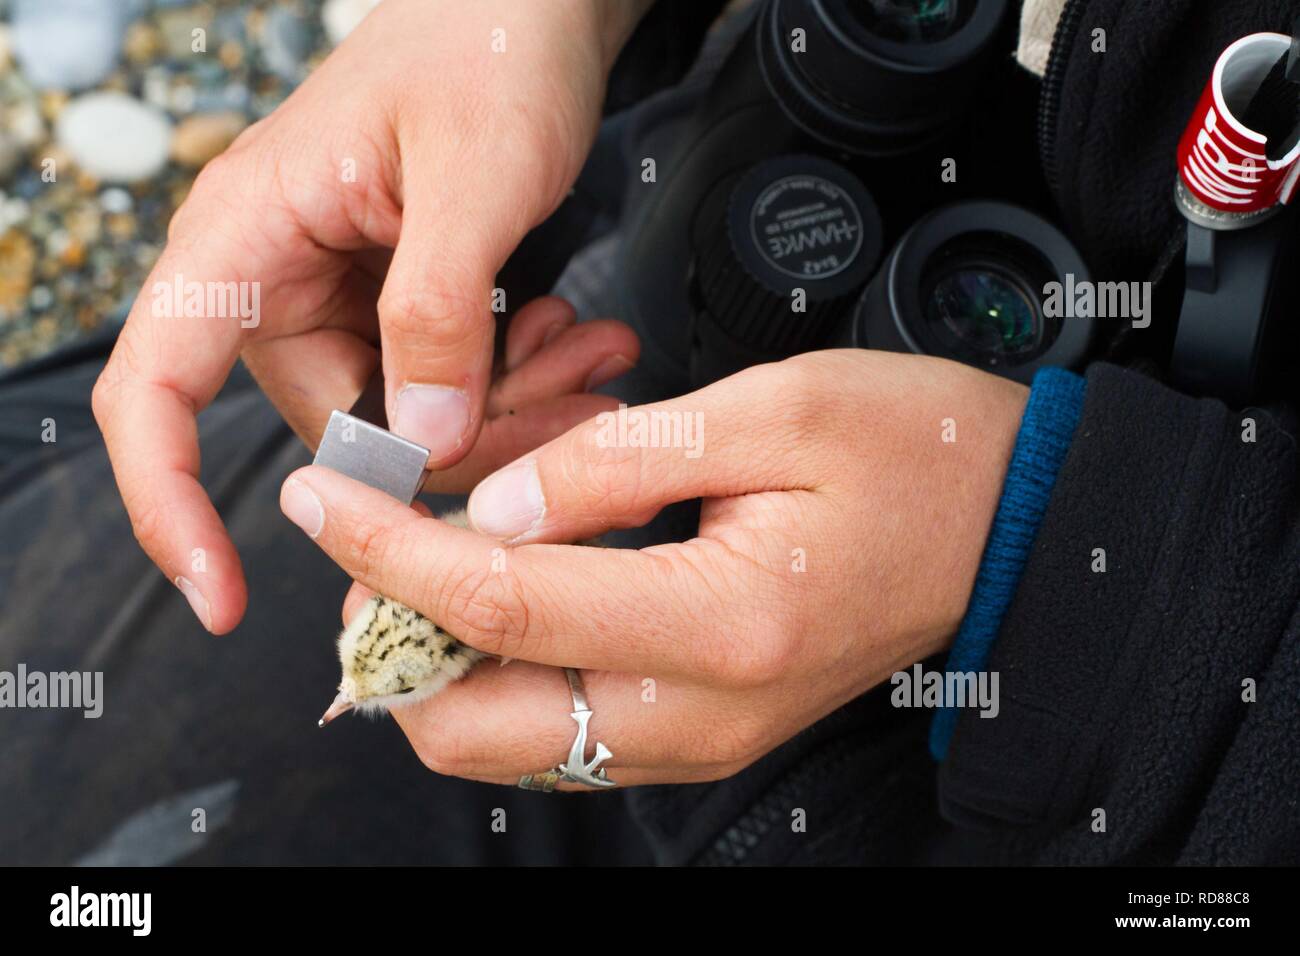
[
  {"left": 562, "top": 429, "right": 647, "bottom": 519},
  {"left": 225, "top": 116, "right": 268, "bottom": 156},
  {"left": 378, "top": 271, "right": 485, "bottom": 347},
  {"left": 671, "top": 543, "right": 795, "bottom": 690},
  {"left": 192, "top": 150, "right": 235, "bottom": 191},
  {"left": 169, "top": 154, "right": 237, "bottom": 239},
  {"left": 771, "top": 363, "right": 829, "bottom": 448},
  {"left": 91, "top": 342, "right": 143, "bottom": 433},
  {"left": 126, "top": 495, "right": 168, "bottom": 557},
  {"left": 90, "top": 370, "right": 117, "bottom": 431},
  {"left": 709, "top": 617, "right": 795, "bottom": 690},
  {"left": 351, "top": 520, "right": 395, "bottom": 583},
  {"left": 441, "top": 561, "right": 533, "bottom": 658},
  {"left": 514, "top": 113, "right": 585, "bottom": 214}
]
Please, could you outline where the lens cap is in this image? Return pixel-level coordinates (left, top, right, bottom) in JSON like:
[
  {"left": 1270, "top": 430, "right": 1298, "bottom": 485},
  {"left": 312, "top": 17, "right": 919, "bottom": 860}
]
[
  {"left": 853, "top": 201, "right": 1094, "bottom": 383},
  {"left": 691, "top": 154, "right": 883, "bottom": 357}
]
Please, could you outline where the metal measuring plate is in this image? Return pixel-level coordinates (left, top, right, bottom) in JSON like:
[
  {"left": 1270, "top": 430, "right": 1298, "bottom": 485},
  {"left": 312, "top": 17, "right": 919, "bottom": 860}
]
[{"left": 312, "top": 369, "right": 430, "bottom": 506}]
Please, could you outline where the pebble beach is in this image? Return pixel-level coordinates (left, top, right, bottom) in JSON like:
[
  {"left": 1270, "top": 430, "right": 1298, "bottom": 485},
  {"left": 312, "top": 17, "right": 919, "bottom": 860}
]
[{"left": 0, "top": 0, "right": 381, "bottom": 369}]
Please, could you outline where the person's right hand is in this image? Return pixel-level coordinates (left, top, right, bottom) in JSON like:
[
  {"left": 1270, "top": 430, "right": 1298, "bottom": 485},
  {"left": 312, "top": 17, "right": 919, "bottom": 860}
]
[{"left": 92, "top": 0, "right": 650, "bottom": 634}]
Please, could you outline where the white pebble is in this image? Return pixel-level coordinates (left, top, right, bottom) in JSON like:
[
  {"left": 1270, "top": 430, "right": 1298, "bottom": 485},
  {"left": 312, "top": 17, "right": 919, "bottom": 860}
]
[
  {"left": 100, "top": 187, "right": 134, "bottom": 215},
  {"left": 169, "top": 83, "right": 198, "bottom": 115},
  {"left": 56, "top": 92, "right": 174, "bottom": 183},
  {"left": 11, "top": 0, "right": 127, "bottom": 91},
  {"left": 142, "top": 67, "right": 173, "bottom": 112},
  {"left": 45, "top": 228, "right": 72, "bottom": 257},
  {"left": 1, "top": 196, "right": 31, "bottom": 231}
]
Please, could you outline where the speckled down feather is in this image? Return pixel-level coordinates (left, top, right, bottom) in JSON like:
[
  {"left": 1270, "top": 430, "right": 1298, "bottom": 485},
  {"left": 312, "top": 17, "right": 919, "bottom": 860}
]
[{"left": 320, "top": 510, "right": 484, "bottom": 725}]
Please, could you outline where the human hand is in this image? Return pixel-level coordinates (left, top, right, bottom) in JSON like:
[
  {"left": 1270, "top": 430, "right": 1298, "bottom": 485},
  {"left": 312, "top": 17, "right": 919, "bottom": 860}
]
[
  {"left": 279, "top": 350, "right": 1028, "bottom": 787},
  {"left": 93, "top": 0, "right": 650, "bottom": 633}
]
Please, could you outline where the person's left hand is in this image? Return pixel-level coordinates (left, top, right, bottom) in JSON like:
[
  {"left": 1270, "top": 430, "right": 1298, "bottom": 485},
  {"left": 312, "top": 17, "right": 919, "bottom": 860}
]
[{"left": 279, "top": 350, "right": 1028, "bottom": 786}]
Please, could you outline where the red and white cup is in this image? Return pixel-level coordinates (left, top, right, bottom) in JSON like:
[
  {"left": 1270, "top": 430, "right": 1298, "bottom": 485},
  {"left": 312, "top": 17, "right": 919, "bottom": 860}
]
[{"left": 1177, "top": 33, "right": 1300, "bottom": 229}]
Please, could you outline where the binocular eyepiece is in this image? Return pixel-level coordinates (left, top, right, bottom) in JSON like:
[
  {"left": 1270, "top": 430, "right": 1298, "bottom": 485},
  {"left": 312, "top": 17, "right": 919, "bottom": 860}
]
[
  {"left": 759, "top": 0, "right": 1009, "bottom": 155},
  {"left": 687, "top": 153, "right": 1094, "bottom": 386},
  {"left": 849, "top": 200, "right": 1095, "bottom": 383},
  {"left": 623, "top": 0, "right": 1094, "bottom": 391}
]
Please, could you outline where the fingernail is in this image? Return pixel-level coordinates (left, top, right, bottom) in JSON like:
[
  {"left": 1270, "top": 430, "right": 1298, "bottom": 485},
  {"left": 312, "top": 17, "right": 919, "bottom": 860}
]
[
  {"left": 175, "top": 575, "right": 212, "bottom": 632},
  {"left": 468, "top": 459, "right": 545, "bottom": 540},
  {"left": 585, "top": 355, "right": 634, "bottom": 392},
  {"left": 394, "top": 384, "right": 470, "bottom": 461},
  {"left": 281, "top": 477, "right": 324, "bottom": 538}
]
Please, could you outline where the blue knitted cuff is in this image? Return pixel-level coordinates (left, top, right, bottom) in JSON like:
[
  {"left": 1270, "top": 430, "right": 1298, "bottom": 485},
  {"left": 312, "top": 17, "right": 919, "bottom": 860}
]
[{"left": 928, "top": 367, "right": 1087, "bottom": 761}]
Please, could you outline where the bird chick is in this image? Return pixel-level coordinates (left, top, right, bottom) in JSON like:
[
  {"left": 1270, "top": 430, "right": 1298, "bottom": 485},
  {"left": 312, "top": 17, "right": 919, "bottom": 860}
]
[{"left": 319, "top": 509, "right": 485, "bottom": 726}]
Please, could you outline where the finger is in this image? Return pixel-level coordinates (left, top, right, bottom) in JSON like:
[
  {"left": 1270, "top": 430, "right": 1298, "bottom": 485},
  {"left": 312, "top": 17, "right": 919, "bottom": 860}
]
[
  {"left": 282, "top": 464, "right": 721, "bottom": 676},
  {"left": 241, "top": 329, "right": 378, "bottom": 451},
  {"left": 420, "top": 392, "right": 618, "bottom": 493},
  {"left": 387, "top": 661, "right": 736, "bottom": 786},
  {"left": 93, "top": 146, "right": 376, "bottom": 633},
  {"left": 239, "top": 255, "right": 386, "bottom": 449},
  {"left": 377, "top": 144, "right": 527, "bottom": 470},
  {"left": 487, "top": 319, "right": 638, "bottom": 417},
  {"left": 466, "top": 363, "right": 817, "bottom": 544},
  {"left": 341, "top": 500, "right": 434, "bottom": 624},
  {"left": 503, "top": 296, "right": 575, "bottom": 371},
  {"left": 93, "top": 230, "right": 268, "bottom": 634}
]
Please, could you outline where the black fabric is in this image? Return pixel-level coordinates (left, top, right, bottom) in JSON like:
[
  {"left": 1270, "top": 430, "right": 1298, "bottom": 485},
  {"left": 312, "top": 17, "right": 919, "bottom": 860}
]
[
  {"left": 605, "top": 0, "right": 733, "bottom": 115},
  {"left": 0, "top": 338, "right": 655, "bottom": 865},
  {"left": 628, "top": 682, "right": 942, "bottom": 866},
  {"left": 1044, "top": 0, "right": 1300, "bottom": 278},
  {"left": 939, "top": 364, "right": 1300, "bottom": 864}
]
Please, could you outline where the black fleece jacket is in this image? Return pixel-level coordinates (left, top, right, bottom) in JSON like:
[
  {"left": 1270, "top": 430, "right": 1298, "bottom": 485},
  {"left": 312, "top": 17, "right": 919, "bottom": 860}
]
[{"left": 939, "top": 363, "right": 1300, "bottom": 864}]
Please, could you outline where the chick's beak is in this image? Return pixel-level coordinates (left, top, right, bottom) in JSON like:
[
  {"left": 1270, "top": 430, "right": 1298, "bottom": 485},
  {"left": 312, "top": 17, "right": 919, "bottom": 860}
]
[{"left": 318, "top": 691, "right": 354, "bottom": 727}]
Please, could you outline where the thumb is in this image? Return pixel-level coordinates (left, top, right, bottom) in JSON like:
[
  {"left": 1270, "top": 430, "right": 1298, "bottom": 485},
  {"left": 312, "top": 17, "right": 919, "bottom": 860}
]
[
  {"left": 377, "top": 181, "right": 508, "bottom": 469},
  {"left": 464, "top": 366, "right": 814, "bottom": 544}
]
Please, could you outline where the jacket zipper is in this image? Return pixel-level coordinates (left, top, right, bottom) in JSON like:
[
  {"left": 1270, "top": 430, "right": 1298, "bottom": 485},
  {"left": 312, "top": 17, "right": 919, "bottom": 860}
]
[{"left": 1038, "top": 0, "right": 1089, "bottom": 198}]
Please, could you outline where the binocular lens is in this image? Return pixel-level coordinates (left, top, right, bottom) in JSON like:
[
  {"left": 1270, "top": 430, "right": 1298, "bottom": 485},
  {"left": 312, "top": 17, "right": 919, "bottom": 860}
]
[
  {"left": 852, "top": 203, "right": 1094, "bottom": 384},
  {"left": 918, "top": 233, "right": 1055, "bottom": 363},
  {"left": 854, "top": 0, "right": 967, "bottom": 43},
  {"left": 926, "top": 264, "right": 1041, "bottom": 359}
]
